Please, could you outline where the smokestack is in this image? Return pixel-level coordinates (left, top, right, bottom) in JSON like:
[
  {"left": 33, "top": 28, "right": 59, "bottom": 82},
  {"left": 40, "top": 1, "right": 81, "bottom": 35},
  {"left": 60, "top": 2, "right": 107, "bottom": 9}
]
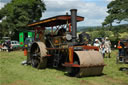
[{"left": 70, "top": 9, "right": 77, "bottom": 44}]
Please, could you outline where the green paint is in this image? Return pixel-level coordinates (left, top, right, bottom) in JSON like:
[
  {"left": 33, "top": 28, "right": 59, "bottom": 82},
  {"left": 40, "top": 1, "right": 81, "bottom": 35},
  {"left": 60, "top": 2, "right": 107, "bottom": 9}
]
[
  {"left": 19, "top": 32, "right": 24, "bottom": 47},
  {"left": 28, "top": 32, "right": 33, "bottom": 37},
  {"left": 19, "top": 31, "right": 34, "bottom": 47}
]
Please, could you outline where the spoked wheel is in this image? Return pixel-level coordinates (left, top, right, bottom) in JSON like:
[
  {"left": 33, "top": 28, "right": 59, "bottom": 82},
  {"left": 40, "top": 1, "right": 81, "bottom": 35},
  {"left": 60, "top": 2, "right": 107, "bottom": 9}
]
[
  {"left": 31, "top": 55, "right": 40, "bottom": 68},
  {"left": 30, "top": 42, "right": 47, "bottom": 69},
  {"left": 31, "top": 47, "right": 42, "bottom": 68}
]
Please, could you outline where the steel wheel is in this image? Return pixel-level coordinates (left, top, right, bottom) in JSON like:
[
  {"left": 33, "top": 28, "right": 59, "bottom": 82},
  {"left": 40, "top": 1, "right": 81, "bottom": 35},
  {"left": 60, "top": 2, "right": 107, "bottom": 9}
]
[
  {"left": 68, "top": 61, "right": 80, "bottom": 77},
  {"left": 31, "top": 56, "right": 40, "bottom": 68},
  {"left": 30, "top": 42, "right": 47, "bottom": 69}
]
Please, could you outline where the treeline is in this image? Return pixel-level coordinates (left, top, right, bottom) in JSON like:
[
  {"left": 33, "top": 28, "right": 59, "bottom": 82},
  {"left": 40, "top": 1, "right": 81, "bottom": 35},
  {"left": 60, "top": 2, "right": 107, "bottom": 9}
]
[
  {"left": 0, "top": 0, "right": 46, "bottom": 40},
  {"left": 79, "top": 24, "right": 128, "bottom": 33},
  {"left": 78, "top": 24, "right": 128, "bottom": 46}
]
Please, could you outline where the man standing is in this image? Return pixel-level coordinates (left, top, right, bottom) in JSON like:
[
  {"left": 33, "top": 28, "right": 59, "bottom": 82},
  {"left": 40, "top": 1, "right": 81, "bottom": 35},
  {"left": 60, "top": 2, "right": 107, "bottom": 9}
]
[{"left": 104, "top": 37, "right": 111, "bottom": 58}]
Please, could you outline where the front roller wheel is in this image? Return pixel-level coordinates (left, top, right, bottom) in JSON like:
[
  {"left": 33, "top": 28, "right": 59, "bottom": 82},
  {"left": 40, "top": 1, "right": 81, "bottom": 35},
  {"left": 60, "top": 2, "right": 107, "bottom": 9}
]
[
  {"left": 67, "top": 61, "right": 80, "bottom": 77},
  {"left": 68, "top": 67, "right": 80, "bottom": 77}
]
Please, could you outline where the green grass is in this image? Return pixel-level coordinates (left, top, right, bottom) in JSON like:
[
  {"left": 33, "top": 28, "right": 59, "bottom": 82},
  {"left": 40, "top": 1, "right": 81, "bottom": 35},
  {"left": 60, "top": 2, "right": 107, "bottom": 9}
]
[{"left": 0, "top": 50, "right": 128, "bottom": 85}]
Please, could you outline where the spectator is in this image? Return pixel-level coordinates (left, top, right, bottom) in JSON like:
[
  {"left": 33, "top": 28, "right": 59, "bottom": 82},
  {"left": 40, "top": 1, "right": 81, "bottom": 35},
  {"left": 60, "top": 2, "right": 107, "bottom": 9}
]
[
  {"left": 104, "top": 37, "right": 111, "bottom": 58},
  {"left": 100, "top": 38, "right": 105, "bottom": 58},
  {"left": 93, "top": 39, "right": 101, "bottom": 47}
]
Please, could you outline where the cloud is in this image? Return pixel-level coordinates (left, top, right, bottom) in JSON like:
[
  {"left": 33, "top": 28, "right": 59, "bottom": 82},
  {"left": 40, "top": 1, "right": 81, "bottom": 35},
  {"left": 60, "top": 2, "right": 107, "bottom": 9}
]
[
  {"left": 0, "top": 0, "right": 109, "bottom": 26},
  {"left": 0, "top": 0, "right": 11, "bottom": 3},
  {"left": 0, "top": 2, "right": 5, "bottom": 9},
  {"left": 42, "top": 0, "right": 108, "bottom": 26},
  {"left": 0, "top": 0, "right": 11, "bottom": 9},
  {"left": 106, "top": 0, "right": 115, "bottom": 2}
]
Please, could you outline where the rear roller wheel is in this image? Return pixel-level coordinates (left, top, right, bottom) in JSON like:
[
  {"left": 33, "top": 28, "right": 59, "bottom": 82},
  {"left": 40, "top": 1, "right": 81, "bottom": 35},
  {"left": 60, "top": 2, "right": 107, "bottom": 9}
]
[
  {"left": 31, "top": 56, "right": 40, "bottom": 68},
  {"left": 30, "top": 42, "right": 47, "bottom": 69},
  {"left": 31, "top": 56, "right": 47, "bottom": 69}
]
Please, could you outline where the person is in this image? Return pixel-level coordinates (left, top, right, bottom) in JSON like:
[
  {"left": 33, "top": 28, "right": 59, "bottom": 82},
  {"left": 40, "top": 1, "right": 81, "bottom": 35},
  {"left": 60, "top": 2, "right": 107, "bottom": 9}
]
[
  {"left": 117, "top": 39, "right": 125, "bottom": 61},
  {"left": 93, "top": 39, "right": 101, "bottom": 47},
  {"left": 100, "top": 38, "right": 105, "bottom": 58},
  {"left": 104, "top": 37, "right": 111, "bottom": 58},
  {"left": 2, "top": 41, "right": 11, "bottom": 52}
]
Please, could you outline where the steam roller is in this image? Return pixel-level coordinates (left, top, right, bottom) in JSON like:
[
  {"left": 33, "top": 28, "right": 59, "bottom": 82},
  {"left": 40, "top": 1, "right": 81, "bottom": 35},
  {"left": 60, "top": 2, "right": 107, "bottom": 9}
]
[{"left": 26, "top": 9, "right": 105, "bottom": 77}]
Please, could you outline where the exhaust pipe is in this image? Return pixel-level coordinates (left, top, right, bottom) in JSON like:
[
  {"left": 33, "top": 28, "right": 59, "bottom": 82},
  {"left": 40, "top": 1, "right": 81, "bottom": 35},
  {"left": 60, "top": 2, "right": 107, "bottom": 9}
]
[{"left": 70, "top": 9, "right": 77, "bottom": 44}]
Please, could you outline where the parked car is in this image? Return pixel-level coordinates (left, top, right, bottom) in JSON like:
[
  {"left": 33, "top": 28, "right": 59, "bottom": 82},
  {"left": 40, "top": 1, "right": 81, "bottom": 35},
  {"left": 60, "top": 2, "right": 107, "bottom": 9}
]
[
  {"left": 2, "top": 37, "right": 11, "bottom": 41},
  {"left": 10, "top": 40, "right": 20, "bottom": 50}
]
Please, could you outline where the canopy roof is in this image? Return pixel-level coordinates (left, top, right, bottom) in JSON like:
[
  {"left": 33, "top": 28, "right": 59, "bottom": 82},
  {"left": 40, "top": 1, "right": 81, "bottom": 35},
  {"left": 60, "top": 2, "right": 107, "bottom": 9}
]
[{"left": 28, "top": 15, "right": 84, "bottom": 27}]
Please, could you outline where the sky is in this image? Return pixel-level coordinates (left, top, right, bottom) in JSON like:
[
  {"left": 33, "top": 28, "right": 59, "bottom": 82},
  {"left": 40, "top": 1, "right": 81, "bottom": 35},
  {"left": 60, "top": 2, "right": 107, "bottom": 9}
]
[{"left": 0, "top": 0, "right": 113, "bottom": 26}]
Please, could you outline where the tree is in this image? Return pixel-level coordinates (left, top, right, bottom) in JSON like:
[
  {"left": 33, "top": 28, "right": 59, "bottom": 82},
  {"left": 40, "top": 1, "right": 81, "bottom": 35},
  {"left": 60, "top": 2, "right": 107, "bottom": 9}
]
[
  {"left": 0, "top": 0, "right": 46, "bottom": 39},
  {"left": 103, "top": 0, "right": 128, "bottom": 26}
]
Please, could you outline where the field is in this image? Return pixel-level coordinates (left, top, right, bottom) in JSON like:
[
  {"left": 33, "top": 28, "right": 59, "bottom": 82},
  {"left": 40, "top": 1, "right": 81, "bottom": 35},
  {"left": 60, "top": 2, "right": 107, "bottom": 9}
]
[{"left": 0, "top": 50, "right": 128, "bottom": 85}]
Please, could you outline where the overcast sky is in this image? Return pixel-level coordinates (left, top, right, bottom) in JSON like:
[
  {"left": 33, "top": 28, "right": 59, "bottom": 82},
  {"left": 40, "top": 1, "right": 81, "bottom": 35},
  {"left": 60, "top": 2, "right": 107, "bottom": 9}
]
[{"left": 0, "top": 0, "right": 113, "bottom": 26}]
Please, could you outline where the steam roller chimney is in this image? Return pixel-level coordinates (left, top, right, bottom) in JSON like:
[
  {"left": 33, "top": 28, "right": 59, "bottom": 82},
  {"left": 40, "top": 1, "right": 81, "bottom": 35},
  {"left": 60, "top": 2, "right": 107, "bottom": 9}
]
[{"left": 70, "top": 9, "right": 77, "bottom": 44}]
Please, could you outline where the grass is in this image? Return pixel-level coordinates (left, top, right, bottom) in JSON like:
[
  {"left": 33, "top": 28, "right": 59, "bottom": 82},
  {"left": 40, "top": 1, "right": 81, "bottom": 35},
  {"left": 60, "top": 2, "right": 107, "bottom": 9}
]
[{"left": 0, "top": 50, "right": 128, "bottom": 85}]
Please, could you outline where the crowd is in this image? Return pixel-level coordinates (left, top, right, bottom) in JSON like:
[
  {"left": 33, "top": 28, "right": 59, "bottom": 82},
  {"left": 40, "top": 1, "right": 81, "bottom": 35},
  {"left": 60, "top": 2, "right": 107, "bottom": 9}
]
[{"left": 93, "top": 37, "right": 111, "bottom": 58}]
